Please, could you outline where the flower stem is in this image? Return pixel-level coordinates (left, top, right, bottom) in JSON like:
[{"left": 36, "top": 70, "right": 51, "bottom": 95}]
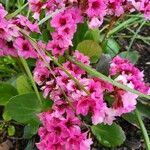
[
  {"left": 135, "top": 110, "right": 150, "bottom": 150},
  {"left": 19, "top": 57, "right": 43, "bottom": 107},
  {"left": 66, "top": 55, "right": 150, "bottom": 100}
]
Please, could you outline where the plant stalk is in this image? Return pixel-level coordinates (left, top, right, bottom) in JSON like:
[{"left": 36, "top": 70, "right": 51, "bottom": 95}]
[
  {"left": 19, "top": 57, "right": 42, "bottom": 107},
  {"left": 135, "top": 110, "right": 150, "bottom": 150},
  {"left": 67, "top": 55, "right": 150, "bottom": 100}
]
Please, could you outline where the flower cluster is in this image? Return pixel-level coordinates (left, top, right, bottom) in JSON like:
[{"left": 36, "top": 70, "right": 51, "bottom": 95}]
[
  {"left": 46, "top": 8, "right": 83, "bottom": 56},
  {"left": 28, "top": 0, "right": 150, "bottom": 56},
  {"left": 37, "top": 111, "right": 93, "bottom": 150},
  {"left": 0, "top": 4, "right": 40, "bottom": 58},
  {"left": 34, "top": 51, "right": 149, "bottom": 149}
]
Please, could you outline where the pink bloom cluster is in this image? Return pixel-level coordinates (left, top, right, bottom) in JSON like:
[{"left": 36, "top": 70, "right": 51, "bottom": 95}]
[
  {"left": 0, "top": 4, "right": 40, "bottom": 58},
  {"left": 27, "top": 0, "right": 150, "bottom": 56},
  {"left": 46, "top": 8, "right": 83, "bottom": 56},
  {"left": 110, "top": 56, "right": 150, "bottom": 94},
  {"left": 28, "top": 0, "right": 66, "bottom": 20},
  {"left": 37, "top": 111, "right": 93, "bottom": 150},
  {"left": 34, "top": 51, "right": 149, "bottom": 150}
]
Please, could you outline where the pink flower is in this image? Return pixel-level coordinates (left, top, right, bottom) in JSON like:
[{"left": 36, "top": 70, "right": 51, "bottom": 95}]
[
  {"left": 14, "top": 37, "right": 38, "bottom": 59},
  {"left": 74, "top": 50, "right": 90, "bottom": 66},
  {"left": 107, "top": 0, "right": 124, "bottom": 16},
  {"left": 86, "top": 0, "right": 106, "bottom": 18},
  {"left": 46, "top": 40, "right": 66, "bottom": 56},
  {"left": 28, "top": 0, "right": 46, "bottom": 20},
  {"left": 51, "top": 11, "right": 74, "bottom": 29},
  {"left": 88, "top": 17, "right": 103, "bottom": 29},
  {"left": 12, "top": 15, "right": 40, "bottom": 32},
  {"left": 66, "top": 131, "right": 92, "bottom": 150}
]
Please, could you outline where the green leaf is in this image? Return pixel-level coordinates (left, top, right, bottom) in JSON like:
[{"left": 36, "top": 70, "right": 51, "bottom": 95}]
[
  {"left": 119, "top": 51, "right": 140, "bottom": 64},
  {"left": 16, "top": 74, "right": 33, "bottom": 94},
  {"left": 2, "top": 111, "right": 11, "bottom": 122},
  {"left": 122, "top": 112, "right": 139, "bottom": 127},
  {"left": 25, "top": 141, "right": 34, "bottom": 150},
  {"left": 102, "top": 38, "right": 120, "bottom": 57},
  {"left": 137, "top": 102, "right": 150, "bottom": 118},
  {"left": 5, "top": 93, "right": 42, "bottom": 124},
  {"left": 73, "top": 21, "right": 88, "bottom": 48},
  {"left": 91, "top": 123, "right": 126, "bottom": 147},
  {"left": 77, "top": 40, "right": 102, "bottom": 63},
  {"left": 42, "top": 99, "right": 53, "bottom": 111},
  {"left": 23, "top": 120, "right": 40, "bottom": 139},
  {"left": 7, "top": 125, "right": 15, "bottom": 136},
  {"left": 41, "top": 29, "right": 50, "bottom": 43},
  {"left": 84, "top": 29, "right": 100, "bottom": 42},
  {"left": 30, "top": 32, "right": 41, "bottom": 40},
  {"left": 0, "top": 82, "right": 18, "bottom": 106}
]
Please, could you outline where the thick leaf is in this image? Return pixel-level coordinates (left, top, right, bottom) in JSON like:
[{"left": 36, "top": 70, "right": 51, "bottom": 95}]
[
  {"left": 122, "top": 112, "right": 139, "bottom": 127},
  {"left": 84, "top": 29, "right": 100, "bottom": 42},
  {"left": 77, "top": 40, "right": 102, "bottom": 63},
  {"left": 0, "top": 82, "right": 18, "bottom": 105},
  {"left": 16, "top": 74, "right": 33, "bottom": 94},
  {"left": 102, "top": 38, "right": 120, "bottom": 57},
  {"left": 119, "top": 51, "right": 140, "bottom": 64},
  {"left": 7, "top": 125, "right": 15, "bottom": 136},
  {"left": 5, "top": 93, "right": 42, "bottom": 124},
  {"left": 91, "top": 123, "right": 126, "bottom": 147},
  {"left": 23, "top": 120, "right": 40, "bottom": 139},
  {"left": 137, "top": 102, "right": 150, "bottom": 118}
]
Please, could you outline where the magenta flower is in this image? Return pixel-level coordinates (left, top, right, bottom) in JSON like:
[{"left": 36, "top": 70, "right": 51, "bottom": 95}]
[{"left": 14, "top": 37, "right": 38, "bottom": 59}]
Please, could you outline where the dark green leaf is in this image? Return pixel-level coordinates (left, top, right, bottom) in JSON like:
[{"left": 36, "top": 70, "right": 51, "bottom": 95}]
[
  {"left": 23, "top": 120, "right": 40, "bottom": 139},
  {"left": 42, "top": 99, "right": 53, "bottom": 111},
  {"left": 119, "top": 51, "right": 140, "bottom": 64},
  {"left": 91, "top": 123, "right": 126, "bottom": 147},
  {"left": 5, "top": 93, "right": 42, "bottom": 124},
  {"left": 42, "top": 29, "right": 50, "bottom": 43},
  {"left": 0, "top": 82, "right": 18, "bottom": 105},
  {"left": 137, "top": 102, "right": 150, "bottom": 118},
  {"left": 122, "top": 112, "right": 139, "bottom": 127}
]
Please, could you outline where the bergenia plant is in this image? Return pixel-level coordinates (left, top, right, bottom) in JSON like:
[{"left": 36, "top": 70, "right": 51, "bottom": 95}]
[{"left": 0, "top": 0, "right": 150, "bottom": 149}]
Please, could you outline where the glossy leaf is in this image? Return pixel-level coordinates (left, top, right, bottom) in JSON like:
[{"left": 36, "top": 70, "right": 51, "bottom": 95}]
[{"left": 91, "top": 123, "right": 126, "bottom": 147}]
